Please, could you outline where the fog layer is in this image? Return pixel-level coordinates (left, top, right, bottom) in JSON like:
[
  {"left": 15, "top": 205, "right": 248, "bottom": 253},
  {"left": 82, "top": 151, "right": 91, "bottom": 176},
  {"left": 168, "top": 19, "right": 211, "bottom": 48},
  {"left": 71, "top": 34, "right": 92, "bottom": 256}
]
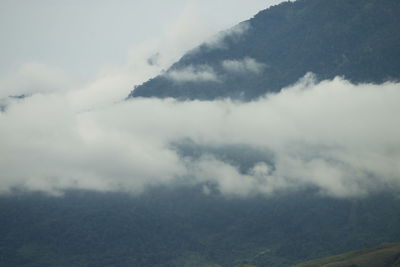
[{"left": 1, "top": 73, "right": 399, "bottom": 197}]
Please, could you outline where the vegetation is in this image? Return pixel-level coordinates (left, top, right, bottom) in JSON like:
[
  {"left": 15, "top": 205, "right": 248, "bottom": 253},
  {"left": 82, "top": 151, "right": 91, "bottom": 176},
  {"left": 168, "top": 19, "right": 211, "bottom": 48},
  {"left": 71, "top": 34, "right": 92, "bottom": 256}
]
[
  {"left": 1, "top": 188, "right": 400, "bottom": 266},
  {"left": 129, "top": 0, "right": 400, "bottom": 100},
  {"left": 295, "top": 243, "right": 400, "bottom": 267}
]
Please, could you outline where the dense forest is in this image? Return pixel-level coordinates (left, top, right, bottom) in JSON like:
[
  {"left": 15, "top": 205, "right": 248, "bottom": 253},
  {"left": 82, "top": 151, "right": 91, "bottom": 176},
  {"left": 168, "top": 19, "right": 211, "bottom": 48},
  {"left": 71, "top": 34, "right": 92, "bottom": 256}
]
[
  {"left": 1, "top": 188, "right": 400, "bottom": 267},
  {"left": 129, "top": 0, "right": 400, "bottom": 100}
]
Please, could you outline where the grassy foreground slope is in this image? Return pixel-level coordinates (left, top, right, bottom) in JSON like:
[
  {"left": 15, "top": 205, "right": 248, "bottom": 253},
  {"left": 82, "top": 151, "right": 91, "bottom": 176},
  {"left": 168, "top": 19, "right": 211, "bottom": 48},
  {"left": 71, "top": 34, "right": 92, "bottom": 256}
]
[{"left": 295, "top": 243, "right": 400, "bottom": 267}]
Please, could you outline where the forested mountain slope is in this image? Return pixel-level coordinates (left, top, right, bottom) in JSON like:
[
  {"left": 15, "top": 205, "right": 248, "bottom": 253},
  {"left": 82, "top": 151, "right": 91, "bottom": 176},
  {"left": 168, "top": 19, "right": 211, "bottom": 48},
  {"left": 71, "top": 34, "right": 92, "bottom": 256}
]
[
  {"left": 1, "top": 188, "right": 400, "bottom": 267},
  {"left": 129, "top": 0, "right": 400, "bottom": 100}
]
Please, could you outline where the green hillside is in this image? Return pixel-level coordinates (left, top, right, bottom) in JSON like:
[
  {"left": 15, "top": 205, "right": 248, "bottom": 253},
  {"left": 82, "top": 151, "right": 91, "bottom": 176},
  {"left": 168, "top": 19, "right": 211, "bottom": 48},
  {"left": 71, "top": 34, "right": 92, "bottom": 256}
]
[{"left": 295, "top": 243, "right": 400, "bottom": 267}]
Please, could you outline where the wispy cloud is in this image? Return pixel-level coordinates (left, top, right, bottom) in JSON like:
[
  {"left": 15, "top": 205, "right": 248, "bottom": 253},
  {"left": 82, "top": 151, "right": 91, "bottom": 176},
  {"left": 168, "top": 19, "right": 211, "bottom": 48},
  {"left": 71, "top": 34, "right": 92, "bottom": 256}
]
[
  {"left": 204, "top": 21, "right": 251, "bottom": 50},
  {"left": 0, "top": 63, "right": 77, "bottom": 99},
  {"left": 165, "top": 65, "right": 219, "bottom": 82},
  {"left": 222, "top": 57, "right": 266, "bottom": 74}
]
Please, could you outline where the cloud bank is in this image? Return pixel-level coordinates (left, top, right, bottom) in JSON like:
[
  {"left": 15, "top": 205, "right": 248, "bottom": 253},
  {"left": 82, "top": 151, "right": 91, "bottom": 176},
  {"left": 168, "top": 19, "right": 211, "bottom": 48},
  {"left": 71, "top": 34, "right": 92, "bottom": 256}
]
[{"left": 1, "top": 73, "right": 399, "bottom": 198}]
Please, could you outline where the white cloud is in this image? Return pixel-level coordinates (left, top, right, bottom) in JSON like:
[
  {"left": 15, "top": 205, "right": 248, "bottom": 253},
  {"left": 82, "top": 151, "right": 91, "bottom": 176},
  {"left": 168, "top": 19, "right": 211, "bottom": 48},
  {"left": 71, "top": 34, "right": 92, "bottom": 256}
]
[
  {"left": 222, "top": 57, "right": 266, "bottom": 74},
  {"left": 0, "top": 63, "right": 77, "bottom": 99},
  {"left": 165, "top": 65, "right": 219, "bottom": 82},
  {"left": 0, "top": 74, "right": 399, "bottom": 198},
  {"left": 204, "top": 21, "right": 251, "bottom": 50}
]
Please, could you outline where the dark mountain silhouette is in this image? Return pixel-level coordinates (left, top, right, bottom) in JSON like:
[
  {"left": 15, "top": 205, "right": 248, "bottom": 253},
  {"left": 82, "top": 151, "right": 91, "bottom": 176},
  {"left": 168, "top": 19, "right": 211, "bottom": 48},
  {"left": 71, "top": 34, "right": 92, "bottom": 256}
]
[
  {"left": 1, "top": 189, "right": 400, "bottom": 267},
  {"left": 129, "top": 0, "right": 400, "bottom": 100}
]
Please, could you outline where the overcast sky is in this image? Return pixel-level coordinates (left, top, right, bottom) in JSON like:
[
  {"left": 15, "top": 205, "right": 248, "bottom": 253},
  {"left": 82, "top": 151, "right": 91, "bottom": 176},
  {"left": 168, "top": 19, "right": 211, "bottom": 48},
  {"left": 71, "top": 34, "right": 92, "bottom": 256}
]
[{"left": 0, "top": 0, "right": 283, "bottom": 80}]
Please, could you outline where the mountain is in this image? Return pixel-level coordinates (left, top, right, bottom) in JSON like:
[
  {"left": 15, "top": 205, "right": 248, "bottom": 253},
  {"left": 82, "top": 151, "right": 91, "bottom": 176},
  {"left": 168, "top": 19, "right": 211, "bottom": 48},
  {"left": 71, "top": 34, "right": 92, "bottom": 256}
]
[
  {"left": 1, "top": 189, "right": 400, "bottom": 267},
  {"left": 129, "top": 0, "right": 400, "bottom": 100},
  {"left": 295, "top": 243, "right": 400, "bottom": 267},
  {"left": 2, "top": 1, "right": 400, "bottom": 267}
]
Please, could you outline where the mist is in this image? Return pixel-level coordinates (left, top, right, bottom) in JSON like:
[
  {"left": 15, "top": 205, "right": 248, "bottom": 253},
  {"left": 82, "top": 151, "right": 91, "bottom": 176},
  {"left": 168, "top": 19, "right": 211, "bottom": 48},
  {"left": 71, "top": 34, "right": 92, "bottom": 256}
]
[{"left": 1, "top": 72, "right": 399, "bottom": 197}]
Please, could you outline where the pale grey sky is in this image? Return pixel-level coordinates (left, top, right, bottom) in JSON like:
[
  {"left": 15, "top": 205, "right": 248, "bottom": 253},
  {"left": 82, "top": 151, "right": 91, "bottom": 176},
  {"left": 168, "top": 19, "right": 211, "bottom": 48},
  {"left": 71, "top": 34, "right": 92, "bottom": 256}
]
[{"left": 0, "top": 0, "right": 283, "bottom": 80}]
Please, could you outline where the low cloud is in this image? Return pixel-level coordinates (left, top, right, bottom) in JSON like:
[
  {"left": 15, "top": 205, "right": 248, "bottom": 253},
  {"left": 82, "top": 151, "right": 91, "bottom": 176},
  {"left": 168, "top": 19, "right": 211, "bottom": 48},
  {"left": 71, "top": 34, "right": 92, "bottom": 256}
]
[
  {"left": 204, "top": 21, "right": 251, "bottom": 50},
  {"left": 0, "top": 63, "right": 77, "bottom": 99},
  {"left": 1, "top": 73, "right": 399, "bottom": 198},
  {"left": 165, "top": 65, "right": 219, "bottom": 82},
  {"left": 163, "top": 57, "right": 266, "bottom": 83},
  {"left": 222, "top": 57, "right": 266, "bottom": 74}
]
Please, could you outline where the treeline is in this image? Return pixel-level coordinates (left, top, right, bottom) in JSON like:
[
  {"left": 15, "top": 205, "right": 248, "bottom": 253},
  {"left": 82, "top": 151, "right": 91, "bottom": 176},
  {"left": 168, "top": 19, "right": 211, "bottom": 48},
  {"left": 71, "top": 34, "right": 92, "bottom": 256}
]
[{"left": 1, "top": 187, "right": 400, "bottom": 266}]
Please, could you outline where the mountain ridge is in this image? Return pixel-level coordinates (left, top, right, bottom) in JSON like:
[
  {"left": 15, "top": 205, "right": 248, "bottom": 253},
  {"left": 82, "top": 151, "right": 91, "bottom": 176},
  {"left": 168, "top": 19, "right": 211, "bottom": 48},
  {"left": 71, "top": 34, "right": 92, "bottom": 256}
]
[{"left": 128, "top": 0, "right": 400, "bottom": 101}]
